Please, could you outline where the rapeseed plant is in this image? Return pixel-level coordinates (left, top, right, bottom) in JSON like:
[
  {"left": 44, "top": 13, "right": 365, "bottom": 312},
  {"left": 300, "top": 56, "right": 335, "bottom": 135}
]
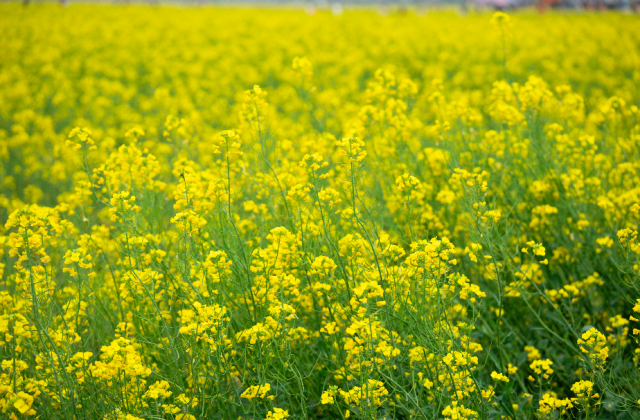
[{"left": 0, "top": 4, "right": 639, "bottom": 419}]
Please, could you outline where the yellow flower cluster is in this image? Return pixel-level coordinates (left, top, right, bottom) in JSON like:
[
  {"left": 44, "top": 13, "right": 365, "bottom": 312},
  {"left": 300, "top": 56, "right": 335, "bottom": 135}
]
[{"left": 0, "top": 4, "right": 640, "bottom": 420}]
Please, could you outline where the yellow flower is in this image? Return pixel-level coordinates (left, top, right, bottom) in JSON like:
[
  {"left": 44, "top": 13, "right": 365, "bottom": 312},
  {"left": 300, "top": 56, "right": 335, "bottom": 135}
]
[
  {"left": 241, "top": 383, "right": 272, "bottom": 401},
  {"left": 144, "top": 381, "right": 173, "bottom": 400},
  {"left": 265, "top": 408, "right": 289, "bottom": 420},
  {"left": 530, "top": 359, "right": 554, "bottom": 379},
  {"left": 525, "top": 345, "right": 541, "bottom": 361},
  {"left": 490, "top": 11, "right": 511, "bottom": 28},
  {"left": 577, "top": 328, "right": 609, "bottom": 369},
  {"left": 491, "top": 371, "right": 509, "bottom": 382},
  {"left": 571, "top": 380, "right": 594, "bottom": 398},
  {"left": 13, "top": 392, "right": 34, "bottom": 414}
]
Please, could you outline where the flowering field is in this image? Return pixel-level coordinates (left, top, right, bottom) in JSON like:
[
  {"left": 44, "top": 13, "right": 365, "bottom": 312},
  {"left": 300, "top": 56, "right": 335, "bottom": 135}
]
[{"left": 1, "top": 4, "right": 640, "bottom": 420}]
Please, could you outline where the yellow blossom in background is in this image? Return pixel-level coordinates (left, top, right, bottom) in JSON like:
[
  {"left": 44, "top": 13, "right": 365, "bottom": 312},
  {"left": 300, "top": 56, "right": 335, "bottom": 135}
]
[
  {"left": 241, "top": 384, "right": 273, "bottom": 401},
  {"left": 491, "top": 371, "right": 509, "bottom": 382}
]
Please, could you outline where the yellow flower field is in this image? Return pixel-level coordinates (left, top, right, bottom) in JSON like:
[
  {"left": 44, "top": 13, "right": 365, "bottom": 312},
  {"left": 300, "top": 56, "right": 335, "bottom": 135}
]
[{"left": 1, "top": 4, "right": 640, "bottom": 419}]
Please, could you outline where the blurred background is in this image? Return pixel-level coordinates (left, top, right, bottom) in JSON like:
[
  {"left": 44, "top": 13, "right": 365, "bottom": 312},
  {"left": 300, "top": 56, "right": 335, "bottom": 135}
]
[{"left": 13, "top": 0, "right": 640, "bottom": 13}]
